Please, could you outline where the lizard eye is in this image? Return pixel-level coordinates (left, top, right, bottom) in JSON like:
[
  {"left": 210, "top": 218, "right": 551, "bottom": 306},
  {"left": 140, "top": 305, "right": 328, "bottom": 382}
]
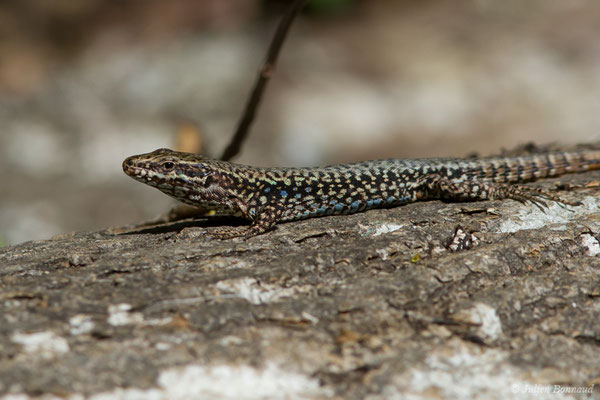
[{"left": 162, "top": 161, "right": 175, "bottom": 170}]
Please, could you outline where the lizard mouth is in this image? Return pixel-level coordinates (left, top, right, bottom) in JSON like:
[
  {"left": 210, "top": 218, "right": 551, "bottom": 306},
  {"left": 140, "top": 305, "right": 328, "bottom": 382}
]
[{"left": 122, "top": 157, "right": 160, "bottom": 184}]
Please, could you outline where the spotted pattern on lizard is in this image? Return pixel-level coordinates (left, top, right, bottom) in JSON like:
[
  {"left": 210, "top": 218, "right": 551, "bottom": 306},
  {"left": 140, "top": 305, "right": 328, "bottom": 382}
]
[{"left": 122, "top": 148, "right": 600, "bottom": 238}]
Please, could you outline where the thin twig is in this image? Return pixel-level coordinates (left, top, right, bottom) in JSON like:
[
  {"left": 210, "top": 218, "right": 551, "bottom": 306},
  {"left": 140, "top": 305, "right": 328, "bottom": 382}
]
[{"left": 220, "top": 0, "right": 308, "bottom": 161}]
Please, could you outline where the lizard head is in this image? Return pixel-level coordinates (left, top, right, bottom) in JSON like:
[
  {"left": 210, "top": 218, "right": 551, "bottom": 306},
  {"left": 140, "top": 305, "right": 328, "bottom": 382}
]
[{"left": 122, "top": 148, "right": 229, "bottom": 206}]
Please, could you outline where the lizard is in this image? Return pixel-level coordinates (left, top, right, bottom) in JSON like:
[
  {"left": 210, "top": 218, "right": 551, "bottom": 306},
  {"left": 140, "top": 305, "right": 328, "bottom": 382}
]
[{"left": 122, "top": 148, "right": 600, "bottom": 239}]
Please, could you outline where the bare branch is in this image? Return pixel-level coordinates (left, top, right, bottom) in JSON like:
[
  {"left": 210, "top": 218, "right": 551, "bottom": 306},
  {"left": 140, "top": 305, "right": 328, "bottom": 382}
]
[{"left": 221, "top": 0, "right": 308, "bottom": 161}]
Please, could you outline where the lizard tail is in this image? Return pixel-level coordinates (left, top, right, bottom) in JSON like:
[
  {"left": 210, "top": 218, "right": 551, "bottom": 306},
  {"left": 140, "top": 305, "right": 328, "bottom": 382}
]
[
  {"left": 483, "top": 150, "right": 600, "bottom": 183},
  {"left": 536, "top": 150, "right": 600, "bottom": 176}
]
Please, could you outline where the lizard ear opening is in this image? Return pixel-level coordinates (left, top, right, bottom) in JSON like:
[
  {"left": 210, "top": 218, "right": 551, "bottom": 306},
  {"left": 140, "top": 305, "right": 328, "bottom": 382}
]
[{"left": 195, "top": 168, "right": 213, "bottom": 178}]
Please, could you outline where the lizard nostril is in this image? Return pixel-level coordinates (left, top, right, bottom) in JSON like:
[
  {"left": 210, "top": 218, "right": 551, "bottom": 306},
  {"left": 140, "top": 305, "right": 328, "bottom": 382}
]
[{"left": 122, "top": 157, "right": 135, "bottom": 171}]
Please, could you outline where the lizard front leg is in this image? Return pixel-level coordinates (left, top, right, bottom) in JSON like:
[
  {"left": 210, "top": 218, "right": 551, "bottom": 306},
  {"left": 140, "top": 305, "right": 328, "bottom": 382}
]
[{"left": 210, "top": 206, "right": 281, "bottom": 239}]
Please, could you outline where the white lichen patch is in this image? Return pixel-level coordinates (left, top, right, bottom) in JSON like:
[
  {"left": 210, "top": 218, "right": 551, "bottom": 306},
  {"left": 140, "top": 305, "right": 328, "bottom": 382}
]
[
  {"left": 69, "top": 314, "right": 95, "bottom": 335},
  {"left": 495, "top": 195, "right": 600, "bottom": 234},
  {"left": 11, "top": 331, "right": 69, "bottom": 357},
  {"left": 155, "top": 363, "right": 329, "bottom": 400},
  {"left": 107, "top": 303, "right": 144, "bottom": 326},
  {"left": 366, "top": 223, "right": 405, "bottom": 236},
  {"left": 580, "top": 233, "right": 600, "bottom": 256},
  {"left": 452, "top": 303, "right": 503, "bottom": 343},
  {"left": 380, "top": 341, "right": 577, "bottom": 400},
  {"left": 105, "top": 303, "right": 172, "bottom": 327},
  {"left": 215, "top": 278, "right": 312, "bottom": 305}
]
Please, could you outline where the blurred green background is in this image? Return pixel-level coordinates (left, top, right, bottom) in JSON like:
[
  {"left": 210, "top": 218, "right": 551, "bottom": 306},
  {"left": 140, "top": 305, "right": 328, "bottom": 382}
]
[{"left": 1, "top": 0, "right": 600, "bottom": 245}]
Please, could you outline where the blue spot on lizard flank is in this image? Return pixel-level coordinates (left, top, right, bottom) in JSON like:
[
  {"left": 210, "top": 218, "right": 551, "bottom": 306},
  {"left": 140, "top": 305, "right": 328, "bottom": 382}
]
[
  {"left": 386, "top": 196, "right": 395, "bottom": 204},
  {"left": 366, "top": 200, "right": 374, "bottom": 207},
  {"left": 295, "top": 193, "right": 301, "bottom": 199},
  {"left": 305, "top": 187, "right": 312, "bottom": 193},
  {"left": 264, "top": 187, "right": 271, "bottom": 193},
  {"left": 317, "top": 206, "right": 327, "bottom": 215},
  {"left": 334, "top": 203, "right": 344, "bottom": 212},
  {"left": 280, "top": 190, "right": 288, "bottom": 198},
  {"left": 351, "top": 201, "right": 360, "bottom": 211}
]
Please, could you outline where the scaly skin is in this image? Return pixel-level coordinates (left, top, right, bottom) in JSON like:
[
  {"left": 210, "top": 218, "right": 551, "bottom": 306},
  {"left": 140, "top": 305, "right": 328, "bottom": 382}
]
[{"left": 122, "top": 148, "right": 600, "bottom": 238}]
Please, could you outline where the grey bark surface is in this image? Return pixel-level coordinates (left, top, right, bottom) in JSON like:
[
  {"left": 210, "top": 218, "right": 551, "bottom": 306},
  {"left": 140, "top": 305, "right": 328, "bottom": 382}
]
[{"left": 1, "top": 160, "right": 600, "bottom": 399}]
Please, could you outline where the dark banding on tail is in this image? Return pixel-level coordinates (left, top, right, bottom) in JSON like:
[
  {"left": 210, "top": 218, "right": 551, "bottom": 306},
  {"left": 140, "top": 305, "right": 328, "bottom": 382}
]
[
  {"left": 533, "top": 151, "right": 600, "bottom": 178},
  {"left": 475, "top": 150, "right": 600, "bottom": 184}
]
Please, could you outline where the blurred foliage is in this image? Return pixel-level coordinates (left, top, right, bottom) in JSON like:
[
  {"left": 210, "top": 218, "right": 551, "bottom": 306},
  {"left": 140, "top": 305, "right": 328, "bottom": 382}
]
[{"left": 307, "top": 0, "right": 357, "bottom": 14}]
